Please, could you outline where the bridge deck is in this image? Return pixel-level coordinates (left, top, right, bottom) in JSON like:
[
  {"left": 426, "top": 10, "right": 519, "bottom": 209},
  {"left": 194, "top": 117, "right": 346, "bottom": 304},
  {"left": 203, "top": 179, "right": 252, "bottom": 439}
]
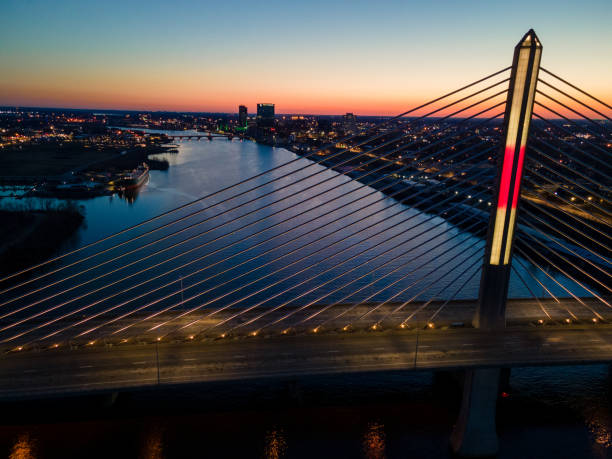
[{"left": 2, "top": 325, "right": 612, "bottom": 400}]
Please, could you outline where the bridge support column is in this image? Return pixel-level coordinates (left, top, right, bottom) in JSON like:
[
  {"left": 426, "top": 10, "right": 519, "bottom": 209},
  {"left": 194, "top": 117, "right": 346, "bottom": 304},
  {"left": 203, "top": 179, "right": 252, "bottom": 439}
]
[
  {"left": 452, "top": 30, "right": 542, "bottom": 457},
  {"left": 450, "top": 368, "right": 500, "bottom": 457},
  {"left": 474, "top": 29, "right": 542, "bottom": 328}
]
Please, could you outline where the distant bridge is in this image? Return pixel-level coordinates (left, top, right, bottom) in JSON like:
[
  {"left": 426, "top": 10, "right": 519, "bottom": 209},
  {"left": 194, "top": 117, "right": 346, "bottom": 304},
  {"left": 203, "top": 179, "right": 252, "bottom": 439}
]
[{"left": 165, "top": 133, "right": 244, "bottom": 141}]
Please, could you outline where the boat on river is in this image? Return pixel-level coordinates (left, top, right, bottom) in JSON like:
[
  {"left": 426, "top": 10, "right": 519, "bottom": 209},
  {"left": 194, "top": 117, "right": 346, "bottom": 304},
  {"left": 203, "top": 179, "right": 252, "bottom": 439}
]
[{"left": 114, "top": 163, "right": 149, "bottom": 190}]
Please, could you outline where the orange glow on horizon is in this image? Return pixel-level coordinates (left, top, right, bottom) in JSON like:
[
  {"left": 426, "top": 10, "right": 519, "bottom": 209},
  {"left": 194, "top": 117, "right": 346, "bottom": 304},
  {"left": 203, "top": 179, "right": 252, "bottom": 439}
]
[{"left": 0, "top": 74, "right": 609, "bottom": 117}]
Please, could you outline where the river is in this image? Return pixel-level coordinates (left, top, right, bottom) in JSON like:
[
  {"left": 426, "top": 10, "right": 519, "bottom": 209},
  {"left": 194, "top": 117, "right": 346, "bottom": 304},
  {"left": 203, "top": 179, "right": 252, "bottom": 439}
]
[{"left": 9, "top": 130, "right": 582, "bottom": 307}]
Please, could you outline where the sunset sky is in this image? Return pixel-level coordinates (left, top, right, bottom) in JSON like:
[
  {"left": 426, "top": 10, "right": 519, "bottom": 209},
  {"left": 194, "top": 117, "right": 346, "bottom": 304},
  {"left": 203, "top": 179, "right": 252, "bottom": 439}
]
[{"left": 0, "top": 0, "right": 610, "bottom": 115}]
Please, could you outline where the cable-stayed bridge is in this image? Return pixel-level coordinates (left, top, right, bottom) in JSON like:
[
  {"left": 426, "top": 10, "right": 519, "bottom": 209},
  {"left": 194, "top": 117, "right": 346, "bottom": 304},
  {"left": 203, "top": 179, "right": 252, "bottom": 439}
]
[{"left": 0, "top": 30, "right": 609, "bottom": 456}]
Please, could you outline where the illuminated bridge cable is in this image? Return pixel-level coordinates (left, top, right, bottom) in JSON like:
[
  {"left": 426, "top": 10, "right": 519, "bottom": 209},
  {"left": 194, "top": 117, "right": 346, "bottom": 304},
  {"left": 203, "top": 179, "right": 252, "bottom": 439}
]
[
  {"left": 525, "top": 166, "right": 611, "bottom": 237},
  {"left": 510, "top": 264, "right": 553, "bottom": 320},
  {"left": 514, "top": 243, "right": 606, "bottom": 319},
  {"left": 534, "top": 101, "right": 611, "bottom": 147},
  {"left": 29, "top": 141, "right": 495, "bottom": 341},
  {"left": 363, "top": 239, "right": 485, "bottom": 327},
  {"left": 152, "top": 174, "right": 494, "bottom": 339},
  {"left": 537, "top": 79, "right": 612, "bottom": 122},
  {"left": 512, "top": 256, "right": 566, "bottom": 305},
  {"left": 200, "top": 188, "right": 491, "bottom": 336},
  {"left": 399, "top": 252, "right": 482, "bottom": 326},
  {"left": 0, "top": 109, "right": 502, "bottom": 325},
  {"left": 521, "top": 172, "right": 612, "bottom": 239},
  {"left": 425, "top": 254, "right": 484, "bottom": 324},
  {"left": 28, "top": 147, "right": 495, "bottom": 344},
  {"left": 0, "top": 68, "right": 511, "bottom": 288},
  {"left": 519, "top": 207, "right": 612, "bottom": 271},
  {"left": 540, "top": 67, "right": 612, "bottom": 111},
  {"left": 514, "top": 245, "right": 601, "bottom": 321},
  {"left": 528, "top": 143, "right": 612, "bottom": 207},
  {"left": 300, "top": 214, "right": 485, "bottom": 327},
  {"left": 1, "top": 99, "right": 506, "bottom": 344},
  {"left": 302, "top": 217, "right": 484, "bottom": 328},
  {"left": 0, "top": 94, "right": 508, "bottom": 306},
  {"left": 10, "top": 158, "right": 495, "bottom": 345},
  {"left": 398, "top": 257, "right": 479, "bottom": 326},
  {"left": 351, "top": 235, "right": 484, "bottom": 329},
  {"left": 533, "top": 112, "right": 610, "bottom": 160},
  {"left": 21, "top": 137, "right": 495, "bottom": 344},
  {"left": 218, "top": 220, "right": 483, "bottom": 334},
  {"left": 517, "top": 228, "right": 612, "bottom": 302},
  {"left": 532, "top": 125, "right": 612, "bottom": 176},
  {"left": 511, "top": 256, "right": 579, "bottom": 321},
  {"left": 522, "top": 171, "right": 612, "bottom": 236},
  {"left": 532, "top": 112, "right": 612, "bottom": 161},
  {"left": 259, "top": 206, "right": 486, "bottom": 332},
  {"left": 518, "top": 216, "right": 611, "bottom": 291},
  {"left": 0, "top": 125, "right": 414, "bottom": 303},
  {"left": 86, "top": 156, "right": 495, "bottom": 340},
  {"left": 530, "top": 127, "right": 612, "bottom": 183},
  {"left": 524, "top": 161, "right": 612, "bottom": 220},
  {"left": 535, "top": 89, "right": 612, "bottom": 135}
]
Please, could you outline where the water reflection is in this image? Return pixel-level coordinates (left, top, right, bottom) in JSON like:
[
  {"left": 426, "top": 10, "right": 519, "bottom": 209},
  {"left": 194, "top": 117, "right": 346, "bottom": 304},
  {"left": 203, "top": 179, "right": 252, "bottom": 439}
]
[
  {"left": 140, "top": 425, "right": 164, "bottom": 459},
  {"left": 264, "top": 428, "right": 287, "bottom": 459},
  {"left": 362, "top": 421, "right": 386, "bottom": 459},
  {"left": 586, "top": 406, "right": 612, "bottom": 449},
  {"left": 9, "top": 433, "right": 36, "bottom": 459}
]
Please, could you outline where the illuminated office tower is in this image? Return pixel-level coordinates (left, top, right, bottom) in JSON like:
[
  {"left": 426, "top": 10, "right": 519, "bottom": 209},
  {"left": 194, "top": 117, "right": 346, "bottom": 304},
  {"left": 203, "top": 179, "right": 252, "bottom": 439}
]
[{"left": 256, "top": 103, "right": 275, "bottom": 128}]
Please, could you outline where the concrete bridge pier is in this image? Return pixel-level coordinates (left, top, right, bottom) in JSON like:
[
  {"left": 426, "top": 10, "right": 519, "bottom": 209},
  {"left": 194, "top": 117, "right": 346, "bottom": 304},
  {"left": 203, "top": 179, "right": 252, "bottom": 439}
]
[{"left": 450, "top": 368, "right": 500, "bottom": 457}]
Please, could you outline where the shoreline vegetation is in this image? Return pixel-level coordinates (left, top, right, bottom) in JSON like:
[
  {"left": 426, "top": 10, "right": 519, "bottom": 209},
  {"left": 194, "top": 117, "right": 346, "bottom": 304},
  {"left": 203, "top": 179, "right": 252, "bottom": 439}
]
[{"left": 0, "top": 201, "right": 85, "bottom": 277}]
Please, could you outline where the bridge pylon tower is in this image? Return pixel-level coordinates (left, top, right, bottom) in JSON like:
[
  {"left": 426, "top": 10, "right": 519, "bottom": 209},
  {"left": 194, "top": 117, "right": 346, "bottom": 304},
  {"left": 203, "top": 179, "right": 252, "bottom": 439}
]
[
  {"left": 475, "top": 29, "right": 542, "bottom": 329},
  {"left": 451, "top": 29, "right": 542, "bottom": 458}
]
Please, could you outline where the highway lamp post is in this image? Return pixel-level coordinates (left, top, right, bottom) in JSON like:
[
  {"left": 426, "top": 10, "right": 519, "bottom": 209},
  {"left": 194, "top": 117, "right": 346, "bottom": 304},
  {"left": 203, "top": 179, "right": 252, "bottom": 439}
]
[
  {"left": 155, "top": 340, "right": 160, "bottom": 385},
  {"left": 451, "top": 30, "right": 542, "bottom": 458},
  {"left": 179, "top": 275, "right": 184, "bottom": 308}
]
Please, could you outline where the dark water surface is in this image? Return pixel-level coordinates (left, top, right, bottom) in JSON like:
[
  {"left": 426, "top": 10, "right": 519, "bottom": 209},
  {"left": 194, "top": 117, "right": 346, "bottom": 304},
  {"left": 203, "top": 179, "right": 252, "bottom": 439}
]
[{"left": 1, "top": 365, "right": 611, "bottom": 458}]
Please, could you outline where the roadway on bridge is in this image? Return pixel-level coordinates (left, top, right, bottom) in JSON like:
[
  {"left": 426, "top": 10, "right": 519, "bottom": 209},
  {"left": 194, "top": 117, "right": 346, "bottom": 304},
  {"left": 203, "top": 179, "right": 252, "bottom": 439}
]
[{"left": 1, "top": 326, "right": 612, "bottom": 400}]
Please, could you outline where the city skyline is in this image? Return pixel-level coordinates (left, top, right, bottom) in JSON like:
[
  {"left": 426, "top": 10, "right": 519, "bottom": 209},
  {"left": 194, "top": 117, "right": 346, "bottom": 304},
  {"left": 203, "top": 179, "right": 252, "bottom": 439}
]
[{"left": 0, "top": 0, "right": 610, "bottom": 115}]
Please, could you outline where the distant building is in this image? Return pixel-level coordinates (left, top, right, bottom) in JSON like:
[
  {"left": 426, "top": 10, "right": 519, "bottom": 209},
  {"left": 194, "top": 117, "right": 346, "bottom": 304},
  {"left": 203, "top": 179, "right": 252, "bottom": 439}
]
[
  {"left": 238, "top": 105, "right": 248, "bottom": 127},
  {"left": 256, "top": 103, "right": 275, "bottom": 128},
  {"left": 343, "top": 112, "right": 357, "bottom": 133}
]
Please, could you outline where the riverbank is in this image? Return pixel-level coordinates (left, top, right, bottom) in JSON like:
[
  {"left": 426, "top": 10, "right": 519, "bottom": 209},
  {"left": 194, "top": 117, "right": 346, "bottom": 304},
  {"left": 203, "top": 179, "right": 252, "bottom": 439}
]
[
  {"left": 0, "top": 202, "right": 84, "bottom": 277},
  {"left": 0, "top": 142, "right": 176, "bottom": 199}
]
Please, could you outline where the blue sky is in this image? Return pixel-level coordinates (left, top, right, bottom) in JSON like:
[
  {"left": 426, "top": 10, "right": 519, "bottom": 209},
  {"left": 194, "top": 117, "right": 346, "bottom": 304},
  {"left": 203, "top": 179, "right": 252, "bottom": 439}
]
[{"left": 1, "top": 0, "right": 610, "bottom": 113}]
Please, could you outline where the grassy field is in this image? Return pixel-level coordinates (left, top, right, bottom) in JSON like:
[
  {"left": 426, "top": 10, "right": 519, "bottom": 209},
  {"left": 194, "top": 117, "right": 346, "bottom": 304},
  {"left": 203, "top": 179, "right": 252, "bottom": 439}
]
[
  {"left": 0, "top": 143, "right": 126, "bottom": 177},
  {"left": 0, "top": 142, "right": 174, "bottom": 178}
]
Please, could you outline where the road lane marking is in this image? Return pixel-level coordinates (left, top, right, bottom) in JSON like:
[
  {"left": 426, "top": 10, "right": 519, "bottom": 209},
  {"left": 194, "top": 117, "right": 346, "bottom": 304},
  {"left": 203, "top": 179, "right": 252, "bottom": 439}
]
[
  {"left": 420, "top": 345, "right": 431, "bottom": 348},
  {"left": 132, "top": 361, "right": 146, "bottom": 365},
  {"left": 79, "top": 365, "right": 93, "bottom": 369},
  {"left": 183, "top": 358, "right": 197, "bottom": 361},
  {"left": 590, "top": 339, "right": 603, "bottom": 342},
  {"left": 373, "top": 347, "right": 386, "bottom": 351}
]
